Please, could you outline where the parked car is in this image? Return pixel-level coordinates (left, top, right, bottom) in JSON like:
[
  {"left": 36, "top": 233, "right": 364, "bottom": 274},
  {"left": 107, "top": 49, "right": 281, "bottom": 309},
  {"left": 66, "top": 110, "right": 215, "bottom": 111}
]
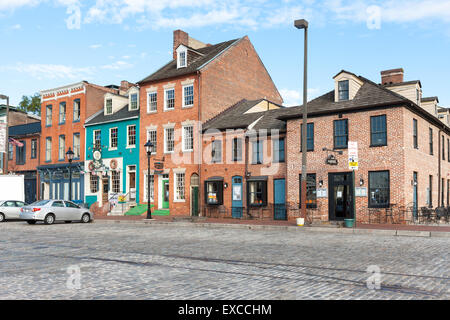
[
  {"left": 0, "top": 200, "right": 27, "bottom": 222},
  {"left": 20, "top": 200, "right": 93, "bottom": 225}
]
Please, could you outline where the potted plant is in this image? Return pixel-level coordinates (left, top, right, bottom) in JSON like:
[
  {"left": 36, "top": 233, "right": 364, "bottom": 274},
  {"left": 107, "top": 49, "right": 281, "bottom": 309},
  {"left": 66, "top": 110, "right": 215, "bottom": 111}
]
[{"left": 344, "top": 209, "right": 354, "bottom": 228}]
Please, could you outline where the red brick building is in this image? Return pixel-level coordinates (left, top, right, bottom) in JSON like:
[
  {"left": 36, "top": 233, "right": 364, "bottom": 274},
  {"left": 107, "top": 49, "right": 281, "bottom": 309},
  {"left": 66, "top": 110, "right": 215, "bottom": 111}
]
[{"left": 137, "top": 30, "right": 282, "bottom": 216}]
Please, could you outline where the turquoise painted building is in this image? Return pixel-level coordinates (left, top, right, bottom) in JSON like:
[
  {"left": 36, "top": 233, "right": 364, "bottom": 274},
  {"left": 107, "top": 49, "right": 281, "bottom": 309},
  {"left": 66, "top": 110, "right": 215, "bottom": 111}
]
[{"left": 84, "top": 88, "right": 140, "bottom": 209}]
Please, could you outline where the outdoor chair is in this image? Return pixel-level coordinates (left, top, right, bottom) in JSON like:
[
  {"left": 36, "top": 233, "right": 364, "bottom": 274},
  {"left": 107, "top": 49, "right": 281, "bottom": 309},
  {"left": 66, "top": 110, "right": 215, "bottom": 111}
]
[
  {"left": 435, "top": 207, "right": 447, "bottom": 223},
  {"left": 419, "top": 207, "right": 434, "bottom": 224}
]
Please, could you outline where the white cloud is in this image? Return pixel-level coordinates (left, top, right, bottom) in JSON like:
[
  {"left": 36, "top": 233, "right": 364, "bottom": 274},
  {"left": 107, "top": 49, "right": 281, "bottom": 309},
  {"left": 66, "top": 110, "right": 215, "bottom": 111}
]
[
  {"left": 280, "top": 88, "right": 321, "bottom": 107},
  {"left": 101, "top": 60, "right": 133, "bottom": 70},
  {"left": 89, "top": 44, "right": 102, "bottom": 49},
  {"left": 11, "top": 24, "right": 21, "bottom": 29},
  {"left": 0, "top": 0, "right": 41, "bottom": 11}
]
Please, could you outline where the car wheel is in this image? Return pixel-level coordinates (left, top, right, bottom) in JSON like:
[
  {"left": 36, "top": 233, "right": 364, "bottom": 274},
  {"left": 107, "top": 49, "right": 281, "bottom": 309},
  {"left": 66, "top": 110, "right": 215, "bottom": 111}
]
[
  {"left": 65, "top": 221, "right": 72, "bottom": 223},
  {"left": 27, "top": 221, "right": 36, "bottom": 225},
  {"left": 81, "top": 213, "right": 91, "bottom": 223},
  {"left": 44, "top": 214, "right": 55, "bottom": 225},
  {"left": 0, "top": 213, "right": 5, "bottom": 223}
]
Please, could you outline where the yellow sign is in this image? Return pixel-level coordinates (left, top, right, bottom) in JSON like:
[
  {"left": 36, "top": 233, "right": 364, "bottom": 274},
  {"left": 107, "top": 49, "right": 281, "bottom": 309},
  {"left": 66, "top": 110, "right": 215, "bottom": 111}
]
[{"left": 118, "top": 195, "right": 126, "bottom": 202}]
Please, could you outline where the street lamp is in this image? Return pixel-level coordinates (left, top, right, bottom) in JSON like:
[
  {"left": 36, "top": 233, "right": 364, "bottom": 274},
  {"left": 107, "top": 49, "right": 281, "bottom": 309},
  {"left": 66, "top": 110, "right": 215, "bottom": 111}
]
[
  {"left": 0, "top": 94, "right": 9, "bottom": 175},
  {"left": 294, "top": 19, "right": 309, "bottom": 221},
  {"left": 66, "top": 147, "right": 74, "bottom": 201},
  {"left": 144, "top": 140, "right": 154, "bottom": 220}
]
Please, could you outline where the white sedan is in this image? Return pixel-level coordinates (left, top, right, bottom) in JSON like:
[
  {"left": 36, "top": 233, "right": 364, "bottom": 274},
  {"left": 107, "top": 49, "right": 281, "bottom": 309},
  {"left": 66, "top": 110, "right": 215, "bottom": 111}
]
[
  {"left": 20, "top": 200, "right": 94, "bottom": 225},
  {"left": 0, "top": 200, "right": 26, "bottom": 222}
]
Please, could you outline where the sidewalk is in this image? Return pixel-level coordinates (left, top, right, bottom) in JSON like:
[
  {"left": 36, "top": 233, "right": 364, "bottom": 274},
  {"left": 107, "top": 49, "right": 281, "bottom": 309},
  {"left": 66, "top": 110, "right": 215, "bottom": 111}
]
[{"left": 94, "top": 214, "right": 450, "bottom": 238}]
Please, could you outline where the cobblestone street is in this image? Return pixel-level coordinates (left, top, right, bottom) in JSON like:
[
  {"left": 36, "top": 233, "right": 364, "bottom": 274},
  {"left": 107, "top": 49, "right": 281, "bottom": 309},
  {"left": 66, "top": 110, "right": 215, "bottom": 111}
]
[{"left": 0, "top": 221, "right": 448, "bottom": 300}]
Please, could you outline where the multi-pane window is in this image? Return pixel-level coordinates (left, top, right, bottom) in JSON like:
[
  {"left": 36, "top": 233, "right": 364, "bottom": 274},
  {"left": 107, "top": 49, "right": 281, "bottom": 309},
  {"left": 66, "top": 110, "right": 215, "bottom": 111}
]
[
  {"left": 147, "top": 129, "right": 157, "bottom": 154},
  {"left": 232, "top": 138, "right": 242, "bottom": 162},
  {"left": 127, "top": 125, "right": 136, "bottom": 147},
  {"left": 442, "top": 178, "right": 445, "bottom": 207},
  {"left": 130, "top": 93, "right": 138, "bottom": 110},
  {"left": 369, "top": 171, "right": 390, "bottom": 208},
  {"left": 370, "top": 115, "right": 387, "bottom": 147},
  {"left": 211, "top": 140, "right": 222, "bottom": 163},
  {"left": 31, "top": 139, "right": 37, "bottom": 159},
  {"left": 179, "top": 51, "right": 186, "bottom": 67},
  {"left": 183, "top": 85, "right": 194, "bottom": 107},
  {"left": 110, "top": 127, "right": 118, "bottom": 149},
  {"left": 165, "top": 128, "right": 174, "bottom": 153},
  {"left": 59, "top": 102, "right": 66, "bottom": 124},
  {"left": 148, "top": 92, "right": 157, "bottom": 112},
  {"left": 165, "top": 89, "right": 175, "bottom": 110},
  {"left": 443, "top": 136, "right": 445, "bottom": 161},
  {"left": 338, "top": 80, "right": 349, "bottom": 101},
  {"left": 106, "top": 99, "right": 112, "bottom": 114},
  {"left": 16, "top": 141, "right": 25, "bottom": 165},
  {"left": 205, "top": 180, "right": 223, "bottom": 205},
  {"left": 175, "top": 173, "right": 185, "bottom": 201},
  {"left": 8, "top": 143, "right": 13, "bottom": 160},
  {"left": 448, "top": 139, "right": 449, "bottom": 163},
  {"left": 252, "top": 140, "right": 263, "bottom": 164},
  {"left": 413, "top": 119, "right": 418, "bottom": 149},
  {"left": 144, "top": 174, "right": 154, "bottom": 202},
  {"left": 248, "top": 181, "right": 267, "bottom": 206},
  {"left": 273, "top": 137, "right": 285, "bottom": 163},
  {"left": 428, "top": 175, "right": 433, "bottom": 207},
  {"left": 90, "top": 174, "right": 99, "bottom": 193},
  {"left": 299, "top": 173, "right": 317, "bottom": 208},
  {"left": 94, "top": 130, "right": 101, "bottom": 149},
  {"left": 183, "top": 125, "right": 194, "bottom": 151},
  {"left": 429, "top": 128, "right": 433, "bottom": 155},
  {"left": 301, "top": 123, "right": 314, "bottom": 152},
  {"left": 73, "top": 133, "right": 80, "bottom": 159},
  {"left": 73, "top": 99, "right": 80, "bottom": 122},
  {"left": 58, "top": 135, "right": 65, "bottom": 160},
  {"left": 45, "top": 137, "right": 51, "bottom": 161},
  {"left": 46, "top": 105, "right": 52, "bottom": 126},
  {"left": 334, "top": 119, "right": 348, "bottom": 149},
  {"left": 112, "top": 171, "right": 120, "bottom": 193}
]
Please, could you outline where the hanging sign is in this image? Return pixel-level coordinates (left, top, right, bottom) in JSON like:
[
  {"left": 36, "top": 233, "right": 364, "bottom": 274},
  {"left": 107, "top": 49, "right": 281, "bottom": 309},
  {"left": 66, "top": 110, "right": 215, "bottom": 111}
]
[{"left": 0, "top": 123, "right": 6, "bottom": 153}]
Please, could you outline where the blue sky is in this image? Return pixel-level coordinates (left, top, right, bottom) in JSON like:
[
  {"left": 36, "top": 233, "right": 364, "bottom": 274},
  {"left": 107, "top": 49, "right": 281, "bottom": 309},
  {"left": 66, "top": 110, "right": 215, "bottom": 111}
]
[{"left": 1, "top": 0, "right": 450, "bottom": 108}]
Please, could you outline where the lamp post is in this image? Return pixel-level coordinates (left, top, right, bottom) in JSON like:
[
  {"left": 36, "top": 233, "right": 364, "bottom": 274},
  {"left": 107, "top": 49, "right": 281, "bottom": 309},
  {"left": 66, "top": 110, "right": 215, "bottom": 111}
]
[
  {"left": 294, "top": 19, "right": 309, "bottom": 220},
  {"left": 0, "top": 94, "right": 9, "bottom": 175},
  {"left": 144, "top": 140, "right": 154, "bottom": 220},
  {"left": 66, "top": 147, "right": 74, "bottom": 201}
]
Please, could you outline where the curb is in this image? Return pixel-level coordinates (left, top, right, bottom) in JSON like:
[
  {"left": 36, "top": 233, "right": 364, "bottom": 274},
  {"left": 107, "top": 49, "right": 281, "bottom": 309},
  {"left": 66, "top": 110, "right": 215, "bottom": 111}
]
[{"left": 93, "top": 219, "right": 450, "bottom": 239}]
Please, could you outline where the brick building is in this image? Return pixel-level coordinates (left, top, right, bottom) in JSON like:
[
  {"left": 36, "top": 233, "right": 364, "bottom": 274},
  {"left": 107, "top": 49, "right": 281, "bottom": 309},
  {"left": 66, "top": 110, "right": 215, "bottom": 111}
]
[{"left": 137, "top": 30, "right": 282, "bottom": 216}]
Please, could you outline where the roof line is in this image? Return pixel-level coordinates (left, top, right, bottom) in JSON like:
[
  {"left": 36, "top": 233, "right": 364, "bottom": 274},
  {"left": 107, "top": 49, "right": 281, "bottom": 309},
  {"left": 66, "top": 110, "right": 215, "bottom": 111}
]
[
  {"left": 84, "top": 109, "right": 103, "bottom": 125},
  {"left": 196, "top": 37, "right": 243, "bottom": 71},
  {"left": 202, "top": 98, "right": 247, "bottom": 128},
  {"left": 85, "top": 116, "right": 139, "bottom": 127}
]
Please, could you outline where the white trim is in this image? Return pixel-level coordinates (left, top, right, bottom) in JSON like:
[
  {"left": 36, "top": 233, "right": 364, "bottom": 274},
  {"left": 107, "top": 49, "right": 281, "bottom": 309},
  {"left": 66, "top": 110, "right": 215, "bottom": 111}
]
[
  {"left": 181, "top": 78, "right": 195, "bottom": 86},
  {"left": 93, "top": 129, "right": 101, "bottom": 149},
  {"left": 177, "top": 46, "right": 187, "bottom": 69},
  {"left": 126, "top": 124, "right": 137, "bottom": 149},
  {"left": 163, "top": 83, "right": 175, "bottom": 90},
  {"left": 109, "top": 127, "right": 118, "bottom": 151},
  {"left": 146, "top": 128, "right": 157, "bottom": 155},
  {"left": 182, "top": 84, "right": 194, "bottom": 108},
  {"left": 164, "top": 88, "right": 175, "bottom": 111},
  {"left": 147, "top": 90, "right": 157, "bottom": 114},
  {"left": 182, "top": 124, "right": 194, "bottom": 152},
  {"left": 146, "top": 86, "right": 157, "bottom": 93},
  {"left": 164, "top": 127, "right": 175, "bottom": 154},
  {"left": 129, "top": 90, "right": 139, "bottom": 111},
  {"left": 174, "top": 172, "right": 186, "bottom": 202},
  {"left": 163, "top": 122, "right": 175, "bottom": 129}
]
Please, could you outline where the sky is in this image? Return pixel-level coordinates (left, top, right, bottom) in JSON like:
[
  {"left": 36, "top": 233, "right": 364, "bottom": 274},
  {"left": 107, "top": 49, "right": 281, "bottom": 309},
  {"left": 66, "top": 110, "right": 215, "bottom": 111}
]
[{"left": 0, "top": 0, "right": 450, "bottom": 108}]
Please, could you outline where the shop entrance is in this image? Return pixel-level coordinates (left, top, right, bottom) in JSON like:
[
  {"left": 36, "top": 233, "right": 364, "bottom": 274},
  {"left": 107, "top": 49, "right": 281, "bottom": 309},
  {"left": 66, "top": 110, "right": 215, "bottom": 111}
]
[{"left": 328, "top": 172, "right": 354, "bottom": 221}]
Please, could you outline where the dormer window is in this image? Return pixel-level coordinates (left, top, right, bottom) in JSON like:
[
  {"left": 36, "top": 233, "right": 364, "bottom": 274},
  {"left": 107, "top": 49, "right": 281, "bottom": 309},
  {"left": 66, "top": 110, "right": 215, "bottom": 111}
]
[
  {"left": 106, "top": 99, "right": 112, "bottom": 115},
  {"left": 177, "top": 46, "right": 187, "bottom": 69},
  {"left": 130, "top": 93, "right": 138, "bottom": 110},
  {"left": 338, "top": 80, "right": 349, "bottom": 101}
]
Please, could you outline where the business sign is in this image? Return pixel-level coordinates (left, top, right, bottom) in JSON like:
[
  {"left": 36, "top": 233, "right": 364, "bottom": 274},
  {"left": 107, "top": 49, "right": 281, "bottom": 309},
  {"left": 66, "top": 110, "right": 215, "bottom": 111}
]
[
  {"left": 348, "top": 141, "right": 359, "bottom": 170},
  {"left": 317, "top": 188, "right": 328, "bottom": 198},
  {"left": 0, "top": 122, "right": 6, "bottom": 153},
  {"left": 325, "top": 155, "right": 338, "bottom": 166},
  {"left": 355, "top": 187, "right": 368, "bottom": 197}
]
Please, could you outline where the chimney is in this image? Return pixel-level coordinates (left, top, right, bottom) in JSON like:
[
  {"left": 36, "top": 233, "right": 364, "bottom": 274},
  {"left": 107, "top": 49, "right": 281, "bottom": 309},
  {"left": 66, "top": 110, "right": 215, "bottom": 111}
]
[
  {"left": 120, "top": 80, "right": 135, "bottom": 95},
  {"left": 381, "top": 68, "right": 404, "bottom": 85},
  {"left": 173, "top": 29, "right": 189, "bottom": 60}
]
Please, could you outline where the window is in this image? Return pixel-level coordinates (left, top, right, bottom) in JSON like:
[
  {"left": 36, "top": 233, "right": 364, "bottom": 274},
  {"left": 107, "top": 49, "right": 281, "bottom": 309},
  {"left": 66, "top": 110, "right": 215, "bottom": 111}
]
[
  {"left": 179, "top": 51, "right": 186, "bottom": 68},
  {"left": 110, "top": 128, "right": 118, "bottom": 149},
  {"left": 127, "top": 125, "right": 136, "bottom": 147},
  {"left": 175, "top": 173, "right": 185, "bottom": 201},
  {"left": 429, "top": 128, "right": 433, "bottom": 155},
  {"left": 58, "top": 135, "right": 65, "bottom": 160},
  {"left": 94, "top": 130, "right": 101, "bottom": 149},
  {"left": 442, "top": 178, "right": 445, "bottom": 207},
  {"left": 106, "top": 99, "right": 112, "bottom": 114},
  {"left": 248, "top": 180, "right": 267, "bottom": 207},
  {"left": 8, "top": 143, "right": 13, "bottom": 160},
  {"left": 45, "top": 137, "right": 51, "bottom": 161},
  {"left": 144, "top": 174, "right": 154, "bottom": 202},
  {"left": 448, "top": 139, "right": 449, "bottom": 163},
  {"left": 370, "top": 115, "right": 387, "bottom": 147},
  {"left": 211, "top": 140, "right": 222, "bottom": 163},
  {"left": 369, "top": 171, "right": 390, "bottom": 208},
  {"left": 447, "top": 180, "right": 449, "bottom": 206},
  {"left": 443, "top": 136, "right": 445, "bottom": 161},
  {"left": 428, "top": 175, "right": 433, "bottom": 207},
  {"left": 130, "top": 93, "right": 138, "bottom": 110},
  {"left": 232, "top": 138, "right": 243, "bottom": 162},
  {"left": 90, "top": 174, "right": 99, "bottom": 193},
  {"left": 147, "top": 129, "right": 157, "bottom": 154},
  {"left": 16, "top": 141, "right": 25, "bottom": 165},
  {"left": 164, "top": 128, "right": 174, "bottom": 153},
  {"left": 252, "top": 140, "right": 263, "bottom": 164},
  {"left": 183, "top": 85, "right": 194, "bottom": 107},
  {"left": 31, "top": 139, "right": 37, "bottom": 159},
  {"left": 299, "top": 173, "right": 317, "bottom": 208},
  {"left": 413, "top": 119, "right": 418, "bottom": 149},
  {"left": 183, "top": 125, "right": 194, "bottom": 152},
  {"left": 52, "top": 201, "right": 64, "bottom": 207},
  {"left": 301, "top": 123, "right": 314, "bottom": 152},
  {"left": 147, "top": 92, "right": 157, "bottom": 112},
  {"left": 46, "top": 105, "right": 52, "bottom": 126},
  {"left": 273, "top": 137, "right": 285, "bottom": 163},
  {"left": 59, "top": 102, "right": 66, "bottom": 124},
  {"left": 338, "top": 80, "right": 349, "bottom": 101},
  {"left": 73, "top": 133, "right": 80, "bottom": 159},
  {"left": 112, "top": 171, "right": 120, "bottom": 193},
  {"left": 164, "top": 88, "right": 175, "bottom": 110},
  {"left": 65, "top": 201, "right": 80, "bottom": 208},
  {"left": 334, "top": 119, "right": 348, "bottom": 149},
  {"left": 73, "top": 99, "right": 80, "bottom": 122},
  {"left": 205, "top": 180, "right": 223, "bottom": 205}
]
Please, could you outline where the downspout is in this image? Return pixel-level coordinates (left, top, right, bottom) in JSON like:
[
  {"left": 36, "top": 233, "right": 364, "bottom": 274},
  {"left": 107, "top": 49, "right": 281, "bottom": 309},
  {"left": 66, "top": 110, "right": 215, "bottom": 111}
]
[
  {"left": 197, "top": 70, "right": 202, "bottom": 216},
  {"left": 438, "top": 128, "right": 442, "bottom": 207},
  {"left": 245, "top": 133, "right": 249, "bottom": 217}
]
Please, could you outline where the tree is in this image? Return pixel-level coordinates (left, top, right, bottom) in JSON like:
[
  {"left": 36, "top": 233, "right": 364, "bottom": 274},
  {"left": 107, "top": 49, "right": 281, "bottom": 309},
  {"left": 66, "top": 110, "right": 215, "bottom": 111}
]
[{"left": 18, "top": 93, "right": 41, "bottom": 116}]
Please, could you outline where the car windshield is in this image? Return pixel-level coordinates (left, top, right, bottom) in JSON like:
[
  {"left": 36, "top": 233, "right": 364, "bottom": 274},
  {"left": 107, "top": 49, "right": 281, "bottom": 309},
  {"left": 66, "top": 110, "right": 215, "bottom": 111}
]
[{"left": 30, "top": 200, "right": 51, "bottom": 206}]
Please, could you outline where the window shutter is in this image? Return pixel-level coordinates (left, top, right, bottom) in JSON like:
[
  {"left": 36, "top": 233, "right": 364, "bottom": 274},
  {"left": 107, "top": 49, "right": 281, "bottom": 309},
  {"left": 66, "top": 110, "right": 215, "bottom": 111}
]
[
  {"left": 262, "top": 181, "right": 268, "bottom": 206},
  {"left": 237, "top": 138, "right": 242, "bottom": 161},
  {"left": 22, "top": 141, "right": 26, "bottom": 164},
  {"left": 218, "top": 182, "right": 224, "bottom": 205},
  {"left": 204, "top": 181, "right": 208, "bottom": 204}
]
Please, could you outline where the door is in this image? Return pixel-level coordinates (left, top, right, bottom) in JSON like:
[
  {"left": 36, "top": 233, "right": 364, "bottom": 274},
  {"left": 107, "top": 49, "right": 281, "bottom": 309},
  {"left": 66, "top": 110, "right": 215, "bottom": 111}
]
[
  {"left": 162, "top": 179, "right": 169, "bottom": 209},
  {"left": 329, "top": 172, "right": 354, "bottom": 221},
  {"left": 191, "top": 187, "right": 199, "bottom": 216},
  {"left": 51, "top": 200, "right": 66, "bottom": 220},
  {"left": 129, "top": 172, "right": 136, "bottom": 201},
  {"left": 102, "top": 178, "right": 109, "bottom": 204},
  {"left": 13, "top": 201, "right": 26, "bottom": 219},
  {"left": 274, "top": 179, "right": 287, "bottom": 220},
  {"left": 24, "top": 178, "right": 37, "bottom": 204},
  {"left": 64, "top": 201, "right": 81, "bottom": 220},
  {"left": 413, "top": 172, "right": 418, "bottom": 220},
  {"left": 231, "top": 176, "right": 243, "bottom": 218},
  {"left": 1, "top": 201, "right": 18, "bottom": 219}
]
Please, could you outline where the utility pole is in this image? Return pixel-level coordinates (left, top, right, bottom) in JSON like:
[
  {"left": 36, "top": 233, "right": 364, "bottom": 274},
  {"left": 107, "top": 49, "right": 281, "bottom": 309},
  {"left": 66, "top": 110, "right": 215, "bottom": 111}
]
[{"left": 0, "top": 95, "right": 9, "bottom": 175}]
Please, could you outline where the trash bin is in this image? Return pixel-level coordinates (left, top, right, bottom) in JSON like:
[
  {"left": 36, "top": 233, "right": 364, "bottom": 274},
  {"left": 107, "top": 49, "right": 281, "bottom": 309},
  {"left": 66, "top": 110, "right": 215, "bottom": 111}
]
[{"left": 296, "top": 218, "right": 305, "bottom": 226}]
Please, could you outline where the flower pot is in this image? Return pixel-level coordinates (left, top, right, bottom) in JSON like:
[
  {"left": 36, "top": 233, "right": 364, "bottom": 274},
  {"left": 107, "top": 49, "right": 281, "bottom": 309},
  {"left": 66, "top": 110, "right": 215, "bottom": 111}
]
[
  {"left": 344, "top": 219, "right": 354, "bottom": 228},
  {"left": 296, "top": 218, "right": 305, "bottom": 226}
]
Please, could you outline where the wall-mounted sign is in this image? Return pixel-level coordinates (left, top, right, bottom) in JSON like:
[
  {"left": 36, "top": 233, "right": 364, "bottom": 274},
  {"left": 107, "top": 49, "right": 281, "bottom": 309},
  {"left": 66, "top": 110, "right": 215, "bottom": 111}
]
[
  {"left": 0, "top": 122, "right": 6, "bottom": 153},
  {"left": 317, "top": 188, "right": 328, "bottom": 198},
  {"left": 154, "top": 162, "right": 164, "bottom": 170},
  {"left": 355, "top": 187, "right": 367, "bottom": 197},
  {"left": 326, "top": 155, "right": 338, "bottom": 166},
  {"left": 348, "top": 141, "right": 359, "bottom": 170}
]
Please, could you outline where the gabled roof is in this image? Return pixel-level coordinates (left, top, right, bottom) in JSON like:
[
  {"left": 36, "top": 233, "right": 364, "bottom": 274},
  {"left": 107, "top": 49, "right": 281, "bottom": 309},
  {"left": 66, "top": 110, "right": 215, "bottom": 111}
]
[
  {"left": 383, "top": 80, "right": 422, "bottom": 88},
  {"left": 137, "top": 38, "right": 241, "bottom": 84},
  {"left": 85, "top": 105, "right": 139, "bottom": 127},
  {"left": 9, "top": 122, "right": 41, "bottom": 137},
  {"left": 422, "top": 96, "right": 439, "bottom": 103}
]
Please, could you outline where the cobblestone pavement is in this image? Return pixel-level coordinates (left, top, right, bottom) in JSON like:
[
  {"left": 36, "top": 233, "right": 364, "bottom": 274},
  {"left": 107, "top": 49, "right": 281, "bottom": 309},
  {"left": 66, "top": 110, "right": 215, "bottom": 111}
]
[{"left": 0, "top": 221, "right": 448, "bottom": 300}]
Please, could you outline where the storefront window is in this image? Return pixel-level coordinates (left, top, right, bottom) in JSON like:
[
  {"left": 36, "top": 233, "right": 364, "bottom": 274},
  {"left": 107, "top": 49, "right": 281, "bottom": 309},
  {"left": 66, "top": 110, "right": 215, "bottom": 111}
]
[
  {"left": 299, "top": 173, "right": 317, "bottom": 208},
  {"left": 205, "top": 180, "right": 223, "bottom": 205},
  {"left": 248, "top": 180, "right": 267, "bottom": 206},
  {"left": 369, "top": 171, "right": 390, "bottom": 208}
]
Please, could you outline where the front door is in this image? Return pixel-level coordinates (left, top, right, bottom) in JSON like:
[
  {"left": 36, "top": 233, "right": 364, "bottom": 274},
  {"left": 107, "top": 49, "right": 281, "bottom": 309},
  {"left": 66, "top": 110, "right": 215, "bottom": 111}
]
[
  {"left": 129, "top": 172, "right": 136, "bottom": 201},
  {"left": 162, "top": 179, "right": 169, "bottom": 209},
  {"left": 274, "top": 179, "right": 287, "bottom": 220},
  {"left": 191, "top": 187, "right": 199, "bottom": 216},
  {"left": 329, "top": 172, "right": 354, "bottom": 221},
  {"left": 102, "top": 178, "right": 109, "bottom": 204},
  {"left": 24, "top": 178, "right": 36, "bottom": 204},
  {"left": 231, "top": 176, "right": 243, "bottom": 218},
  {"left": 413, "top": 172, "right": 418, "bottom": 220}
]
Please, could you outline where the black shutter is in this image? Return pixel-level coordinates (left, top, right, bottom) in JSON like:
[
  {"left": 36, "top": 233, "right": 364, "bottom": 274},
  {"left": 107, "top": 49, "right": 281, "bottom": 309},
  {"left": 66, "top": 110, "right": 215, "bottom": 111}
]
[
  {"left": 22, "top": 141, "right": 26, "bottom": 165},
  {"left": 204, "top": 181, "right": 208, "bottom": 204},
  {"left": 218, "top": 182, "right": 224, "bottom": 205},
  {"left": 262, "top": 181, "right": 268, "bottom": 206}
]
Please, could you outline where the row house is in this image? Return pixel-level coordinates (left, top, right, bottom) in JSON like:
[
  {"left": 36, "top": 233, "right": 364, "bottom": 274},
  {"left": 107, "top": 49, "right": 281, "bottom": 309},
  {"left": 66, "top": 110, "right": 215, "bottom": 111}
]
[
  {"left": 38, "top": 81, "right": 118, "bottom": 203},
  {"left": 137, "top": 30, "right": 282, "bottom": 216}
]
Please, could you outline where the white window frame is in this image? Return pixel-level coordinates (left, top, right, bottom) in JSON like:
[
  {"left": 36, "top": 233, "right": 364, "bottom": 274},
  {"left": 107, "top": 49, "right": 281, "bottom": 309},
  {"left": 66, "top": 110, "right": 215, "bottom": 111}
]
[
  {"left": 164, "top": 127, "right": 175, "bottom": 153},
  {"left": 58, "top": 135, "right": 65, "bottom": 160},
  {"left": 129, "top": 92, "right": 139, "bottom": 110},
  {"left": 164, "top": 88, "right": 175, "bottom": 111},
  {"left": 106, "top": 99, "right": 113, "bottom": 115},
  {"left": 126, "top": 125, "right": 136, "bottom": 149},
  {"left": 93, "top": 130, "right": 101, "bottom": 149},
  {"left": 177, "top": 49, "right": 187, "bottom": 69},
  {"left": 73, "top": 133, "right": 80, "bottom": 159},
  {"left": 174, "top": 172, "right": 185, "bottom": 202},
  {"left": 147, "top": 129, "right": 157, "bottom": 155},
  {"left": 182, "top": 84, "right": 194, "bottom": 108},
  {"left": 109, "top": 127, "right": 118, "bottom": 150},
  {"left": 147, "top": 91, "right": 157, "bottom": 113},
  {"left": 143, "top": 173, "right": 155, "bottom": 202},
  {"left": 182, "top": 125, "right": 194, "bottom": 152},
  {"left": 111, "top": 170, "right": 121, "bottom": 194},
  {"left": 45, "top": 137, "right": 52, "bottom": 161}
]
